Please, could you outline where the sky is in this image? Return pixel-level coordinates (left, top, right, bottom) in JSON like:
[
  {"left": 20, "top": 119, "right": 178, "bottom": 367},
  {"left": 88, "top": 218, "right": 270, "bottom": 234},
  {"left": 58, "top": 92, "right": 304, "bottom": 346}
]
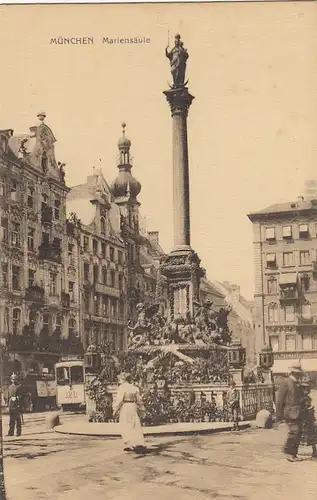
[{"left": 0, "top": 2, "right": 317, "bottom": 300}]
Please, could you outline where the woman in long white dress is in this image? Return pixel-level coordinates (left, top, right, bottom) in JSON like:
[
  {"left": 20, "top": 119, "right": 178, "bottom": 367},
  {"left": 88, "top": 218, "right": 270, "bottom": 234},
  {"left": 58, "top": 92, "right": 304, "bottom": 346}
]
[{"left": 113, "top": 372, "right": 146, "bottom": 452}]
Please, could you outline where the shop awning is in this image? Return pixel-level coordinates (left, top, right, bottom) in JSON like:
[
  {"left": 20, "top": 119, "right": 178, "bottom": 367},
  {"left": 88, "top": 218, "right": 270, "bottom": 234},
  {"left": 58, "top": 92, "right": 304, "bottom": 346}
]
[{"left": 279, "top": 273, "right": 297, "bottom": 286}]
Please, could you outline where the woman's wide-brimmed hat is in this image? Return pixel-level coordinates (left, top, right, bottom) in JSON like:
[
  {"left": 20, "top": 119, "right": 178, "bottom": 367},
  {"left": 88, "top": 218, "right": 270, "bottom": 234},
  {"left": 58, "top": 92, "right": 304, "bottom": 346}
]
[{"left": 288, "top": 361, "right": 302, "bottom": 373}]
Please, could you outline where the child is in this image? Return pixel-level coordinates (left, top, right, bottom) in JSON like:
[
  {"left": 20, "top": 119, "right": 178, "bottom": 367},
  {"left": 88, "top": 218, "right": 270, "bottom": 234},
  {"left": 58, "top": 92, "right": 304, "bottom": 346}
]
[{"left": 300, "top": 378, "right": 317, "bottom": 459}]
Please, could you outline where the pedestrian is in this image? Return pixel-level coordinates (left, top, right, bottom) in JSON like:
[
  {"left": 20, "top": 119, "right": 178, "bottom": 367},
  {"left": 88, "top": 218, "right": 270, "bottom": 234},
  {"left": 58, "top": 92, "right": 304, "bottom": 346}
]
[
  {"left": 227, "top": 381, "right": 240, "bottom": 431},
  {"left": 275, "top": 362, "right": 304, "bottom": 462},
  {"left": 113, "top": 372, "right": 146, "bottom": 454},
  {"left": 299, "top": 377, "right": 317, "bottom": 460},
  {"left": 7, "top": 374, "right": 23, "bottom": 437}
]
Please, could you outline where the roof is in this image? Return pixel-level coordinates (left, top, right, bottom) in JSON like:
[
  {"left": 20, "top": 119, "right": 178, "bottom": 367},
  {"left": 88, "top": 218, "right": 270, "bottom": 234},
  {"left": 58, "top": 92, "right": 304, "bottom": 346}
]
[{"left": 248, "top": 198, "right": 317, "bottom": 220}]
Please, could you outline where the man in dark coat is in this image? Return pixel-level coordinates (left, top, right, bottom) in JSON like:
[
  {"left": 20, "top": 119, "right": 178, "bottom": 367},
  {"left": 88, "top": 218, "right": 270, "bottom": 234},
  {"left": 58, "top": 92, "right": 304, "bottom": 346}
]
[
  {"left": 275, "top": 362, "right": 304, "bottom": 462},
  {"left": 7, "top": 374, "right": 23, "bottom": 437}
]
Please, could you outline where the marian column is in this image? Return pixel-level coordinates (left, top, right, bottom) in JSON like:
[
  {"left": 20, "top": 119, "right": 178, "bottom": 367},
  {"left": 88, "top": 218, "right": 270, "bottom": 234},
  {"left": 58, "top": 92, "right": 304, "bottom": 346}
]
[{"left": 161, "top": 34, "right": 204, "bottom": 320}]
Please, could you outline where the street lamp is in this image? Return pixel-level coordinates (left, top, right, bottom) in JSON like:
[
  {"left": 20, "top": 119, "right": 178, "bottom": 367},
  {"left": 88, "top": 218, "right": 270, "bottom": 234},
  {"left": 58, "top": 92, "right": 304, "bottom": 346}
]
[{"left": 0, "top": 335, "right": 7, "bottom": 500}]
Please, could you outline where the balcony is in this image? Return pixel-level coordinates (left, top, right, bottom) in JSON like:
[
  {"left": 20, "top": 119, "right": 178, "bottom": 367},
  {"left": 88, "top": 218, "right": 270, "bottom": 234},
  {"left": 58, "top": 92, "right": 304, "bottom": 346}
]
[
  {"left": 61, "top": 292, "right": 70, "bottom": 308},
  {"left": 47, "top": 294, "right": 60, "bottom": 308},
  {"left": 41, "top": 206, "right": 53, "bottom": 224},
  {"left": 94, "top": 282, "right": 120, "bottom": 298},
  {"left": 25, "top": 285, "right": 45, "bottom": 305},
  {"left": 39, "top": 243, "right": 62, "bottom": 264},
  {"left": 279, "top": 288, "right": 299, "bottom": 302},
  {"left": 7, "top": 334, "right": 84, "bottom": 356}
]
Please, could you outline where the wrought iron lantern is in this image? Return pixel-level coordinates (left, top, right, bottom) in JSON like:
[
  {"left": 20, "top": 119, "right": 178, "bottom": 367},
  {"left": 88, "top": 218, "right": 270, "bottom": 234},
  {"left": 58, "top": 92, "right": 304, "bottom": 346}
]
[
  {"left": 259, "top": 344, "right": 274, "bottom": 370},
  {"left": 84, "top": 344, "right": 101, "bottom": 373},
  {"left": 228, "top": 336, "right": 246, "bottom": 369}
]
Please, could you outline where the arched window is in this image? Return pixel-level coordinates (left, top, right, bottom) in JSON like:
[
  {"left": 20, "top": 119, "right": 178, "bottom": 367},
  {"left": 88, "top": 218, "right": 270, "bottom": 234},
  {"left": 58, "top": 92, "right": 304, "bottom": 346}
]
[
  {"left": 12, "top": 308, "right": 21, "bottom": 335},
  {"left": 68, "top": 318, "right": 76, "bottom": 338},
  {"left": 268, "top": 304, "right": 279, "bottom": 324},
  {"left": 100, "top": 217, "right": 106, "bottom": 235}
]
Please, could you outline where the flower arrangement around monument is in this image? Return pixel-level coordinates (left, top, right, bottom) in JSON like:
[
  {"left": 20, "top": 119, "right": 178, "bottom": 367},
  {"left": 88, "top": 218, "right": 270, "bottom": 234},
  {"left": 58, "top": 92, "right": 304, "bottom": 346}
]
[{"left": 85, "top": 301, "right": 240, "bottom": 424}]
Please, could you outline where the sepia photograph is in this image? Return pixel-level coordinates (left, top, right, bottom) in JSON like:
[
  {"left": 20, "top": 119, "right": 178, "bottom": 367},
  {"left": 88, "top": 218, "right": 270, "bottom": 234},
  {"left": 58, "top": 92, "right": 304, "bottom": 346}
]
[{"left": 0, "top": 1, "right": 317, "bottom": 499}]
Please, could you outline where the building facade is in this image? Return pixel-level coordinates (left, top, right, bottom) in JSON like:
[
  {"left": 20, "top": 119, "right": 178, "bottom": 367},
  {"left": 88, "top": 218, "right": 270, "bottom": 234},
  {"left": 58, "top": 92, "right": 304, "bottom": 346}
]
[
  {"left": 0, "top": 112, "right": 82, "bottom": 381},
  {"left": 248, "top": 198, "right": 317, "bottom": 377}
]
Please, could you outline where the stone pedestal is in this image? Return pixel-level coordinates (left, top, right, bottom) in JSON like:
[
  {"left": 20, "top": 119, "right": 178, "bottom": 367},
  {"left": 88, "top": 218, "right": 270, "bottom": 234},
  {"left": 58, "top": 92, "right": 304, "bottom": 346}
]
[{"left": 160, "top": 248, "right": 204, "bottom": 320}]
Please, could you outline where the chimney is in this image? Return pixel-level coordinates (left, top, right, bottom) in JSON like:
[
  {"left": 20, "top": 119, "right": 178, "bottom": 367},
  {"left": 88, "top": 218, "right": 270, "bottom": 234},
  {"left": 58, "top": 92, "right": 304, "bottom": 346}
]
[{"left": 148, "top": 231, "right": 159, "bottom": 245}]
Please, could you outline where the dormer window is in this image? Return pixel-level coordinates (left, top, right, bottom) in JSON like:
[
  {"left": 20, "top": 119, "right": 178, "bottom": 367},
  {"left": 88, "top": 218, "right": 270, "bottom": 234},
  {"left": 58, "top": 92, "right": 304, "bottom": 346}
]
[
  {"left": 265, "top": 227, "right": 275, "bottom": 241},
  {"left": 282, "top": 226, "right": 292, "bottom": 239},
  {"left": 299, "top": 224, "right": 309, "bottom": 239}
]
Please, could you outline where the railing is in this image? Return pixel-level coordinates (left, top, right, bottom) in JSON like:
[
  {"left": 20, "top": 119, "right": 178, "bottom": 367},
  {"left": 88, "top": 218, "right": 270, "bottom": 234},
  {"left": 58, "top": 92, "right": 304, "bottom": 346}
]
[
  {"left": 94, "top": 282, "right": 120, "bottom": 298},
  {"left": 279, "top": 289, "right": 299, "bottom": 301},
  {"left": 6, "top": 335, "right": 84, "bottom": 355},
  {"left": 39, "top": 244, "right": 62, "bottom": 264},
  {"left": 25, "top": 285, "right": 45, "bottom": 303},
  {"left": 85, "top": 381, "right": 274, "bottom": 421}
]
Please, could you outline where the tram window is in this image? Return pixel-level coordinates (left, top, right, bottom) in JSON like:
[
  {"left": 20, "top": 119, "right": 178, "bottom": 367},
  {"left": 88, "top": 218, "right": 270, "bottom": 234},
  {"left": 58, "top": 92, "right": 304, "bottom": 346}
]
[
  {"left": 70, "top": 366, "right": 84, "bottom": 384},
  {"left": 56, "top": 367, "right": 70, "bottom": 385}
]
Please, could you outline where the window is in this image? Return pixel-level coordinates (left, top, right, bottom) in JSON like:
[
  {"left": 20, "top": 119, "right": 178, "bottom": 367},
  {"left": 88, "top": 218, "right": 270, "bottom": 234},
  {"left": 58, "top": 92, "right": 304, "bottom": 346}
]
[
  {"left": 119, "top": 300, "right": 124, "bottom": 319},
  {"left": 10, "top": 181, "right": 18, "bottom": 201},
  {"left": 110, "top": 298, "right": 117, "bottom": 317},
  {"left": 68, "top": 281, "right": 75, "bottom": 302},
  {"left": 2, "top": 263, "right": 8, "bottom": 288},
  {"left": 93, "top": 294, "right": 99, "bottom": 315},
  {"left": 300, "top": 275, "right": 310, "bottom": 292},
  {"left": 56, "top": 314, "right": 62, "bottom": 329},
  {"left": 28, "top": 227, "right": 35, "bottom": 251},
  {"left": 11, "top": 222, "right": 21, "bottom": 247},
  {"left": 270, "top": 336, "right": 279, "bottom": 352},
  {"left": 1, "top": 217, "right": 8, "bottom": 243},
  {"left": 54, "top": 199, "right": 61, "bottom": 219},
  {"left": 110, "top": 247, "right": 114, "bottom": 261},
  {"left": 93, "top": 239, "right": 98, "bottom": 255},
  {"left": 303, "top": 334, "right": 313, "bottom": 351},
  {"left": 266, "top": 253, "right": 276, "bottom": 268},
  {"left": 119, "top": 274, "right": 124, "bottom": 290},
  {"left": 28, "top": 269, "right": 35, "bottom": 288},
  {"left": 12, "top": 265, "right": 20, "bottom": 290},
  {"left": 56, "top": 367, "right": 70, "bottom": 385},
  {"left": 282, "top": 225, "right": 292, "bottom": 239},
  {"left": 102, "top": 266, "right": 107, "bottom": 285},
  {"left": 27, "top": 186, "right": 34, "bottom": 209},
  {"left": 93, "top": 264, "right": 99, "bottom": 283},
  {"left": 268, "top": 304, "right": 279, "bottom": 323},
  {"left": 100, "top": 218, "right": 106, "bottom": 235},
  {"left": 101, "top": 295, "right": 107, "bottom": 316},
  {"left": 265, "top": 227, "right": 275, "bottom": 240},
  {"left": 267, "top": 278, "right": 277, "bottom": 295},
  {"left": 301, "top": 304, "right": 311, "bottom": 319},
  {"left": 285, "top": 335, "right": 296, "bottom": 351},
  {"left": 83, "top": 236, "right": 89, "bottom": 252},
  {"left": 299, "top": 224, "right": 309, "bottom": 239},
  {"left": 300, "top": 251, "right": 310, "bottom": 266},
  {"left": 283, "top": 252, "right": 294, "bottom": 267},
  {"left": 0, "top": 178, "right": 5, "bottom": 196},
  {"left": 68, "top": 318, "right": 76, "bottom": 338},
  {"left": 101, "top": 243, "right": 106, "bottom": 259},
  {"left": 50, "top": 272, "right": 57, "bottom": 295},
  {"left": 284, "top": 305, "right": 295, "bottom": 322},
  {"left": 29, "top": 311, "right": 37, "bottom": 333},
  {"left": 84, "top": 262, "right": 90, "bottom": 281},
  {"left": 42, "top": 314, "right": 50, "bottom": 332},
  {"left": 70, "top": 365, "right": 83, "bottom": 384},
  {"left": 118, "top": 250, "right": 123, "bottom": 264},
  {"left": 68, "top": 243, "right": 74, "bottom": 264},
  {"left": 12, "top": 308, "right": 21, "bottom": 335},
  {"left": 42, "top": 231, "right": 49, "bottom": 246},
  {"left": 110, "top": 270, "right": 116, "bottom": 288}
]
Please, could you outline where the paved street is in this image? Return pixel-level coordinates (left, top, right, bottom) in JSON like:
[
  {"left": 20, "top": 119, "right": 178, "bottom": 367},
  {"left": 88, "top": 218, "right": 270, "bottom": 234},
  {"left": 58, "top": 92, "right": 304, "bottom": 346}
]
[{"left": 2, "top": 416, "right": 317, "bottom": 500}]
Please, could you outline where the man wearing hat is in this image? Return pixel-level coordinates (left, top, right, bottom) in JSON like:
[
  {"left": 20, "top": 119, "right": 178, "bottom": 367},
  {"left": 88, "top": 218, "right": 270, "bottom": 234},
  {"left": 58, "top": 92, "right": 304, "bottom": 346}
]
[
  {"left": 7, "top": 373, "right": 23, "bottom": 437},
  {"left": 276, "top": 362, "right": 304, "bottom": 462}
]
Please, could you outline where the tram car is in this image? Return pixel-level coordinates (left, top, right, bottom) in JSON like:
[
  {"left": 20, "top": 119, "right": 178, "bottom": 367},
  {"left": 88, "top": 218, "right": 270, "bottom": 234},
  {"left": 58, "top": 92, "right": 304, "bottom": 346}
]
[{"left": 55, "top": 356, "right": 86, "bottom": 411}]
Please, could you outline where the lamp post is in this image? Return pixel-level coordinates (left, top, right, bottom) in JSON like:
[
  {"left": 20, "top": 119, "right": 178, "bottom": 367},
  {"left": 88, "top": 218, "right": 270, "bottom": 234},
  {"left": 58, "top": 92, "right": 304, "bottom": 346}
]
[{"left": 0, "top": 335, "right": 7, "bottom": 500}]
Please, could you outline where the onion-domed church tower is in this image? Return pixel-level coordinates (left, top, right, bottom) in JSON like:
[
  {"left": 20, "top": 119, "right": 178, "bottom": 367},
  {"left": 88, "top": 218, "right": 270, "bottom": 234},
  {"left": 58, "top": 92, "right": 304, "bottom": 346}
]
[{"left": 111, "top": 123, "right": 143, "bottom": 320}]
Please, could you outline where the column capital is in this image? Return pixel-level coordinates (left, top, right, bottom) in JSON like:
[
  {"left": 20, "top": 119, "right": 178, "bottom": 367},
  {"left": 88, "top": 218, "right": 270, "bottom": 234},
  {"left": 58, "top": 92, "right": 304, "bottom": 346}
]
[{"left": 163, "top": 87, "right": 195, "bottom": 117}]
